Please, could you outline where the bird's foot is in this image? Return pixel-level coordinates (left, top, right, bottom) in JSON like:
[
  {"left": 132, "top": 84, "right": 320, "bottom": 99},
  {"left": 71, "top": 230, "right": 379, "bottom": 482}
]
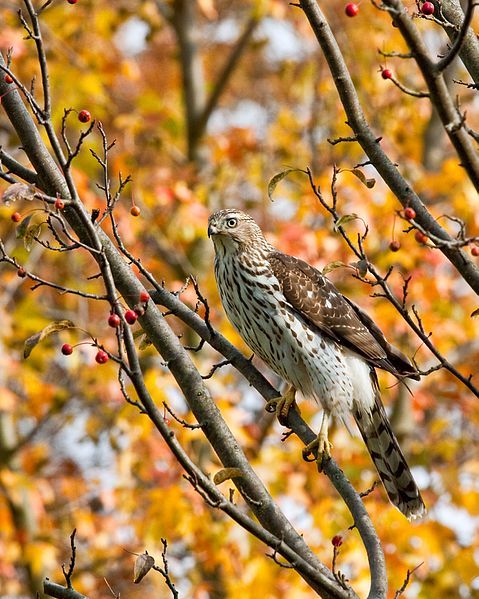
[
  {"left": 302, "top": 411, "right": 332, "bottom": 471},
  {"left": 302, "top": 432, "right": 333, "bottom": 463},
  {"left": 265, "top": 386, "right": 298, "bottom": 426}
]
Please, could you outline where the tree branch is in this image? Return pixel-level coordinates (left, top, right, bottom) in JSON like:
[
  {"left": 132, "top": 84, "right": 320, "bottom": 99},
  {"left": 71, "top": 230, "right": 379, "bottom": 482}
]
[
  {"left": 43, "top": 581, "right": 87, "bottom": 599},
  {"left": 0, "top": 148, "right": 37, "bottom": 184},
  {"left": 194, "top": 15, "right": 259, "bottom": 140},
  {"left": 438, "top": 0, "right": 479, "bottom": 84},
  {"left": 437, "top": 0, "right": 477, "bottom": 71},
  {"left": 296, "top": 0, "right": 479, "bottom": 297}
]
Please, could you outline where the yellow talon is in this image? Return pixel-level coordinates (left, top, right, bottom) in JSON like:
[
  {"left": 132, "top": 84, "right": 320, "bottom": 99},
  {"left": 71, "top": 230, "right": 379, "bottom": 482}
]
[
  {"left": 265, "top": 386, "right": 299, "bottom": 425},
  {"left": 302, "top": 412, "right": 332, "bottom": 471}
]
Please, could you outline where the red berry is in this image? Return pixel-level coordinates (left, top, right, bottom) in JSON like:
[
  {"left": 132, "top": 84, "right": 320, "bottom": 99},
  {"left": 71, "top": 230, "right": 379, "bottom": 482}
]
[
  {"left": 139, "top": 290, "right": 150, "bottom": 303},
  {"left": 471, "top": 246, "right": 479, "bottom": 257},
  {"left": 345, "top": 2, "right": 359, "bottom": 16},
  {"left": 389, "top": 240, "right": 401, "bottom": 252},
  {"left": 61, "top": 343, "right": 73, "bottom": 355},
  {"left": 421, "top": 1, "right": 435, "bottom": 14},
  {"left": 108, "top": 313, "right": 121, "bottom": 328},
  {"left": 95, "top": 350, "right": 109, "bottom": 364},
  {"left": 415, "top": 230, "right": 428, "bottom": 244},
  {"left": 11, "top": 212, "right": 21, "bottom": 223},
  {"left": 130, "top": 205, "right": 141, "bottom": 217},
  {"left": 67, "top": 0, "right": 79, "bottom": 5},
  {"left": 404, "top": 207, "right": 416, "bottom": 220},
  {"left": 54, "top": 198, "right": 65, "bottom": 210},
  {"left": 125, "top": 309, "right": 138, "bottom": 325},
  {"left": 4, "top": 74, "right": 13, "bottom": 84},
  {"left": 78, "top": 109, "right": 91, "bottom": 123},
  {"left": 381, "top": 68, "right": 393, "bottom": 80},
  {"left": 332, "top": 535, "right": 343, "bottom": 547},
  {"left": 17, "top": 267, "right": 27, "bottom": 278}
]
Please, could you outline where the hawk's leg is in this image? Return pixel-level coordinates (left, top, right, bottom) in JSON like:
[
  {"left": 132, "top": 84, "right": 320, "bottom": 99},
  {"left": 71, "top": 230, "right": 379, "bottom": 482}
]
[
  {"left": 302, "top": 411, "right": 333, "bottom": 469},
  {"left": 265, "top": 385, "right": 299, "bottom": 426}
]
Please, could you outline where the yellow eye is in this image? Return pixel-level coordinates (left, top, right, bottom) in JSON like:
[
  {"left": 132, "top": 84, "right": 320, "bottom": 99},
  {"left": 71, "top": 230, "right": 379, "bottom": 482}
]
[{"left": 226, "top": 218, "right": 237, "bottom": 228}]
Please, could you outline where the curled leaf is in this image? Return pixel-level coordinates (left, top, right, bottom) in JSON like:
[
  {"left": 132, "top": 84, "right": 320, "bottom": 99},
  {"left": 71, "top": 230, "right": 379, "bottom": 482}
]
[
  {"left": 213, "top": 468, "right": 244, "bottom": 485},
  {"left": 471, "top": 308, "right": 479, "bottom": 318},
  {"left": 346, "top": 168, "right": 376, "bottom": 188},
  {"left": 133, "top": 551, "right": 155, "bottom": 584},
  {"left": 2, "top": 182, "right": 36, "bottom": 205},
  {"left": 267, "top": 168, "right": 305, "bottom": 202},
  {"left": 333, "top": 213, "right": 359, "bottom": 231},
  {"left": 322, "top": 260, "right": 348, "bottom": 275},
  {"left": 24, "top": 320, "right": 76, "bottom": 359}
]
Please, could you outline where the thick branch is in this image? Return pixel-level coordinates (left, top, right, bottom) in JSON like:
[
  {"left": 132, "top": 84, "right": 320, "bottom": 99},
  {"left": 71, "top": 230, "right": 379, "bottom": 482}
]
[
  {"left": 436, "top": 0, "right": 476, "bottom": 71},
  {"left": 439, "top": 0, "right": 479, "bottom": 84},
  {"left": 170, "top": 0, "right": 207, "bottom": 163},
  {"left": 43, "top": 581, "right": 87, "bottom": 599},
  {"left": 195, "top": 15, "right": 259, "bottom": 140},
  {"left": 381, "top": 0, "right": 479, "bottom": 190},
  {"left": 0, "top": 148, "right": 37, "bottom": 184},
  {"left": 297, "top": 0, "right": 479, "bottom": 297}
]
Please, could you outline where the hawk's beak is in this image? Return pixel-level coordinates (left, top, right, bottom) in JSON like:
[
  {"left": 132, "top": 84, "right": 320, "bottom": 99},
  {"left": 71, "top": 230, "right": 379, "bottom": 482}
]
[{"left": 207, "top": 223, "right": 217, "bottom": 238}]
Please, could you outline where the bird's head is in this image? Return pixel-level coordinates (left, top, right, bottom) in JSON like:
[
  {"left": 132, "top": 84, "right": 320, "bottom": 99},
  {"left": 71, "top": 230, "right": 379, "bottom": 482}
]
[{"left": 208, "top": 209, "right": 268, "bottom": 254}]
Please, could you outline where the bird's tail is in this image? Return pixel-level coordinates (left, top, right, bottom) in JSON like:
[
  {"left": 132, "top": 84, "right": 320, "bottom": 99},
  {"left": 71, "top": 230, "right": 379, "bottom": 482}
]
[{"left": 353, "top": 376, "right": 426, "bottom": 520}]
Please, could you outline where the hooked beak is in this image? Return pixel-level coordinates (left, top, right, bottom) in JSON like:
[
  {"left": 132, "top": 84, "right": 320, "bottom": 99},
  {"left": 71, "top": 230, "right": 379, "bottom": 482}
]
[{"left": 207, "top": 223, "right": 217, "bottom": 238}]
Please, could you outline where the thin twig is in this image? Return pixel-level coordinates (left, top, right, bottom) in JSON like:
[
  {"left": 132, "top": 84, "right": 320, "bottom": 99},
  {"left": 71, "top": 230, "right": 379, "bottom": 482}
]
[
  {"left": 61, "top": 529, "right": 77, "bottom": 589},
  {"left": 394, "top": 562, "right": 424, "bottom": 598}
]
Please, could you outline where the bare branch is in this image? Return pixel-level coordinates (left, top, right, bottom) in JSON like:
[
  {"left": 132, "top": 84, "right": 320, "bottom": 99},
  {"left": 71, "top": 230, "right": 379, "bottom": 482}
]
[
  {"left": 437, "top": 0, "right": 477, "bottom": 71},
  {"left": 297, "top": 0, "right": 479, "bottom": 299}
]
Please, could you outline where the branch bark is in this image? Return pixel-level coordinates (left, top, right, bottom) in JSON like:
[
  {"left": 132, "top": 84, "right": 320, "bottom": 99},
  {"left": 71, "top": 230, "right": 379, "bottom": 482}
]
[
  {"left": 297, "top": 0, "right": 479, "bottom": 297},
  {"left": 439, "top": 0, "right": 479, "bottom": 83},
  {"left": 43, "top": 581, "right": 87, "bottom": 599}
]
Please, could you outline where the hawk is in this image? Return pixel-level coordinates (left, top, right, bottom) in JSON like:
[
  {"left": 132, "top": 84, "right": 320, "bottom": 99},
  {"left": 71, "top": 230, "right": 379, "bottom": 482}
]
[{"left": 208, "top": 208, "right": 425, "bottom": 520}]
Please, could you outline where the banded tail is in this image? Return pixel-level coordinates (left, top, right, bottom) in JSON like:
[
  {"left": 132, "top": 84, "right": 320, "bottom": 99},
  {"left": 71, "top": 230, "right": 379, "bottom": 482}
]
[{"left": 354, "top": 376, "right": 426, "bottom": 520}]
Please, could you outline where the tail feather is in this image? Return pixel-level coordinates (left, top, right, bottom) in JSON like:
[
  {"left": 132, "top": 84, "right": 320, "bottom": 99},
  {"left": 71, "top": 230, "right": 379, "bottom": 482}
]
[{"left": 354, "top": 378, "right": 426, "bottom": 520}]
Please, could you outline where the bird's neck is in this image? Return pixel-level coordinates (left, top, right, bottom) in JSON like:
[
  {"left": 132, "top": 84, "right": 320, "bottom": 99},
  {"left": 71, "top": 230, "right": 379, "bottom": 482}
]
[{"left": 214, "top": 236, "right": 273, "bottom": 262}]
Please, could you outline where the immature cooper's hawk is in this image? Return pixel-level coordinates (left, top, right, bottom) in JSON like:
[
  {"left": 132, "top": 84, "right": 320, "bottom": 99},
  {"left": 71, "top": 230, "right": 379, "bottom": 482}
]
[{"left": 208, "top": 208, "right": 425, "bottom": 519}]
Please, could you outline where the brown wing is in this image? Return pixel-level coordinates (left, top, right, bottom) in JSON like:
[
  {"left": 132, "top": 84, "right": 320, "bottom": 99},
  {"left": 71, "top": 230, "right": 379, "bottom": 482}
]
[{"left": 268, "top": 252, "right": 419, "bottom": 379}]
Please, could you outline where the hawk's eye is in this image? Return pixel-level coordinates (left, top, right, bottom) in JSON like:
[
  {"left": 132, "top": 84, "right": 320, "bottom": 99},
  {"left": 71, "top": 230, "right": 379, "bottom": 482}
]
[{"left": 226, "top": 218, "right": 238, "bottom": 228}]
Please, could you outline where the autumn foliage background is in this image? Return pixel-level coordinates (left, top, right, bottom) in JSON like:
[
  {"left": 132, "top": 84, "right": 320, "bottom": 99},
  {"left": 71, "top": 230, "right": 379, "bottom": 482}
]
[{"left": 0, "top": 0, "right": 479, "bottom": 597}]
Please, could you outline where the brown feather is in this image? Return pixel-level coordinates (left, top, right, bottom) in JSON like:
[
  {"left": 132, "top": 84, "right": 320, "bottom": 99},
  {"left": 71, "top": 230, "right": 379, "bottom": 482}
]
[
  {"left": 354, "top": 373, "right": 425, "bottom": 519},
  {"left": 268, "top": 251, "right": 419, "bottom": 380}
]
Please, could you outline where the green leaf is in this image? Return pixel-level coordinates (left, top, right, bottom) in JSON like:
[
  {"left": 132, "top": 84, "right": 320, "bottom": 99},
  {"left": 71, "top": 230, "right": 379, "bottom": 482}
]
[
  {"left": 333, "top": 213, "right": 359, "bottom": 231},
  {"left": 322, "top": 260, "right": 348, "bottom": 275},
  {"left": 24, "top": 223, "right": 42, "bottom": 252},
  {"left": 267, "top": 168, "right": 305, "bottom": 202},
  {"left": 24, "top": 320, "right": 76, "bottom": 359},
  {"left": 15, "top": 214, "right": 33, "bottom": 240}
]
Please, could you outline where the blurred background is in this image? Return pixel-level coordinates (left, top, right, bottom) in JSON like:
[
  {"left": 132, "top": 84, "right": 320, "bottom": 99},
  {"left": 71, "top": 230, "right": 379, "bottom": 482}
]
[{"left": 0, "top": 0, "right": 478, "bottom": 597}]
